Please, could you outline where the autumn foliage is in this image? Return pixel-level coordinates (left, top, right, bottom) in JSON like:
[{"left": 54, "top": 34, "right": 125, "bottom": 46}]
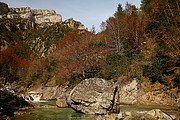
[
  {"left": 0, "top": 1, "right": 179, "bottom": 88},
  {"left": 56, "top": 30, "right": 109, "bottom": 84},
  {"left": 0, "top": 48, "right": 31, "bottom": 83}
]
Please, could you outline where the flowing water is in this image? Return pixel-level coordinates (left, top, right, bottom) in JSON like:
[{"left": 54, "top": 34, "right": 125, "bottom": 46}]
[
  {"left": 13, "top": 101, "right": 99, "bottom": 120},
  {"left": 13, "top": 101, "right": 179, "bottom": 120},
  {"left": 13, "top": 107, "right": 96, "bottom": 120}
]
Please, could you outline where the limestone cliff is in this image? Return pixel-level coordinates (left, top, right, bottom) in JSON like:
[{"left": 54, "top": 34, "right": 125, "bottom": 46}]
[
  {"left": 0, "top": 2, "right": 86, "bottom": 30},
  {"left": 0, "top": 2, "right": 62, "bottom": 26},
  {"left": 32, "top": 9, "right": 62, "bottom": 24},
  {"left": 0, "top": 2, "right": 86, "bottom": 58}
]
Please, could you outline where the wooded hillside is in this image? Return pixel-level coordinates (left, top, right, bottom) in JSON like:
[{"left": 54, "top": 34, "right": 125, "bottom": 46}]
[{"left": 0, "top": 1, "right": 179, "bottom": 88}]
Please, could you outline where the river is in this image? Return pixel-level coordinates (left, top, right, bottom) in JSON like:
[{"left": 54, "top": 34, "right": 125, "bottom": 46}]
[{"left": 13, "top": 101, "right": 179, "bottom": 120}]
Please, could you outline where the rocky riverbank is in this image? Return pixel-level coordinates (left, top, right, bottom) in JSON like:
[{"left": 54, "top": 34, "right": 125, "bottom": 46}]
[
  {"left": 27, "top": 78, "right": 179, "bottom": 107},
  {"left": 118, "top": 78, "right": 179, "bottom": 106},
  {"left": 1, "top": 77, "right": 179, "bottom": 119},
  {"left": 104, "top": 109, "right": 177, "bottom": 120},
  {"left": 0, "top": 84, "right": 32, "bottom": 120}
]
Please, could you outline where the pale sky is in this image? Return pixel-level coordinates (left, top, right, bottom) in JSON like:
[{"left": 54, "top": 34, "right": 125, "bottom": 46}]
[{"left": 1, "top": 0, "right": 141, "bottom": 31}]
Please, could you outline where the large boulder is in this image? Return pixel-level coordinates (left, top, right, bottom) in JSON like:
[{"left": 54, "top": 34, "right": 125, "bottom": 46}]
[{"left": 67, "top": 78, "right": 120, "bottom": 114}]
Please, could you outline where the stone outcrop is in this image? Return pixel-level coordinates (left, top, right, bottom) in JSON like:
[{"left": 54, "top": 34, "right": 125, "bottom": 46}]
[
  {"left": 26, "top": 86, "right": 70, "bottom": 107},
  {"left": 67, "top": 78, "right": 120, "bottom": 114},
  {"left": 0, "top": 2, "right": 86, "bottom": 30},
  {"left": 139, "top": 87, "right": 180, "bottom": 106},
  {"left": 27, "top": 85, "right": 68, "bottom": 100},
  {"left": 119, "top": 79, "right": 139, "bottom": 105},
  {"left": 32, "top": 9, "right": 56, "bottom": 15},
  {"left": 1, "top": 7, "right": 33, "bottom": 20},
  {"left": 32, "top": 9, "right": 62, "bottom": 24},
  {"left": 117, "top": 78, "right": 180, "bottom": 106},
  {"left": 9, "top": 7, "right": 31, "bottom": 13},
  {"left": 0, "top": 2, "right": 8, "bottom": 15},
  {"left": 0, "top": 3, "right": 62, "bottom": 25},
  {"left": 7, "top": 7, "right": 33, "bottom": 20},
  {"left": 63, "top": 18, "right": 85, "bottom": 30}
]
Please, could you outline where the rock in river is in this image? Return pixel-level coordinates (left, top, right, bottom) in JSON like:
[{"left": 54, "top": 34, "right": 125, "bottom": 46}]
[
  {"left": 142, "top": 109, "right": 174, "bottom": 120},
  {"left": 67, "top": 78, "right": 120, "bottom": 114}
]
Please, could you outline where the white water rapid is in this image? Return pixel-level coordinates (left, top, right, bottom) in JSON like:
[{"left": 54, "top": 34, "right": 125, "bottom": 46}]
[{"left": 28, "top": 91, "right": 42, "bottom": 102}]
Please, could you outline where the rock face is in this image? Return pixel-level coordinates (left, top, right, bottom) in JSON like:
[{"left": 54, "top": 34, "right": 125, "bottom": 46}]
[
  {"left": 64, "top": 18, "right": 85, "bottom": 30},
  {"left": 119, "top": 79, "right": 139, "bottom": 105},
  {"left": 67, "top": 78, "right": 120, "bottom": 114},
  {"left": 9, "top": 7, "right": 31, "bottom": 13},
  {"left": 32, "top": 9, "right": 62, "bottom": 24},
  {"left": 0, "top": 3, "right": 62, "bottom": 25},
  {"left": 26, "top": 86, "right": 69, "bottom": 107},
  {"left": 32, "top": 9, "right": 56, "bottom": 15},
  {"left": 139, "top": 87, "right": 180, "bottom": 106},
  {"left": 0, "top": 2, "right": 86, "bottom": 30},
  {"left": 118, "top": 78, "right": 180, "bottom": 106},
  {"left": 0, "top": 2, "right": 8, "bottom": 15},
  {"left": 27, "top": 86, "right": 68, "bottom": 100},
  {"left": 8, "top": 7, "right": 33, "bottom": 20}
]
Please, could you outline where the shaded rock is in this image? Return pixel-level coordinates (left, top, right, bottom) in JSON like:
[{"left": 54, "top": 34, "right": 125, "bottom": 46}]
[
  {"left": 170, "top": 115, "right": 176, "bottom": 120},
  {"left": 0, "top": 115, "right": 11, "bottom": 120},
  {"left": 142, "top": 109, "right": 173, "bottom": 120},
  {"left": 40, "top": 86, "right": 68, "bottom": 100},
  {"left": 67, "top": 78, "right": 120, "bottom": 114},
  {"left": 105, "top": 114, "right": 118, "bottom": 120},
  {"left": 123, "top": 116, "right": 134, "bottom": 120},
  {"left": 0, "top": 85, "right": 31, "bottom": 118},
  {"left": 0, "top": 2, "right": 8, "bottom": 15},
  {"left": 56, "top": 97, "right": 68, "bottom": 108}
]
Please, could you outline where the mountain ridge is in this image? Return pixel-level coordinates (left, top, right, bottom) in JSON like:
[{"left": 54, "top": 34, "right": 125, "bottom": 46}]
[{"left": 0, "top": 2, "right": 85, "bottom": 29}]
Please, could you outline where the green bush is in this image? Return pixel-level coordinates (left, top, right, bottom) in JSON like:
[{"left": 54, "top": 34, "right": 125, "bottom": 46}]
[
  {"left": 143, "top": 48, "right": 171, "bottom": 84},
  {"left": 106, "top": 53, "right": 130, "bottom": 79}
]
